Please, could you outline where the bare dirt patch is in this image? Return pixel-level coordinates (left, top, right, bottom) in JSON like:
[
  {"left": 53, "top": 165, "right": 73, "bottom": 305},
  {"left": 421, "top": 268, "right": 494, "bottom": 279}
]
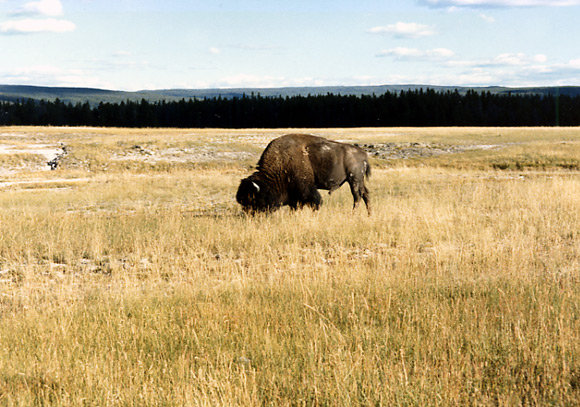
[
  {"left": 113, "top": 144, "right": 256, "bottom": 164},
  {"left": 0, "top": 142, "right": 67, "bottom": 173},
  {"left": 356, "top": 142, "right": 503, "bottom": 160},
  {"left": 0, "top": 144, "right": 62, "bottom": 162}
]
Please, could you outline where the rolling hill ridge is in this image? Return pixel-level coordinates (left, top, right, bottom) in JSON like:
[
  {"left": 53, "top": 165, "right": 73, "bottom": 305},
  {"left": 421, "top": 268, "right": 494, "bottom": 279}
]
[{"left": 1, "top": 84, "right": 580, "bottom": 105}]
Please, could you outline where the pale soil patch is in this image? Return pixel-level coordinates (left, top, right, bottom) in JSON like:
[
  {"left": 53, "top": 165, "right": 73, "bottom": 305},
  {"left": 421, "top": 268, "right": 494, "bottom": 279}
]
[
  {"left": 357, "top": 142, "right": 506, "bottom": 160},
  {"left": 112, "top": 144, "right": 256, "bottom": 164},
  {"left": 0, "top": 142, "right": 65, "bottom": 173},
  {"left": 0, "top": 143, "right": 63, "bottom": 162}
]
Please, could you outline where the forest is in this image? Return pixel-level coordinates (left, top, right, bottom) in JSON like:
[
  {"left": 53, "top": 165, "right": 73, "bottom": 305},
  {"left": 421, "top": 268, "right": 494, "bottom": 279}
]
[{"left": 0, "top": 88, "right": 578, "bottom": 128}]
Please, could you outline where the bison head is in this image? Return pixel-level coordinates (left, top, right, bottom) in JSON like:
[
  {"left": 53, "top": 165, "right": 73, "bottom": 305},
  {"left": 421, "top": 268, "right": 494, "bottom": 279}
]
[{"left": 236, "top": 175, "right": 278, "bottom": 214}]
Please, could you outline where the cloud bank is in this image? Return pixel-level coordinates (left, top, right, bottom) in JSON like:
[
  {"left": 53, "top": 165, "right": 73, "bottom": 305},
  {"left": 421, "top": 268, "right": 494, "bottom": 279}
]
[
  {"left": 0, "top": 65, "right": 111, "bottom": 89},
  {"left": 1, "top": 0, "right": 74, "bottom": 34},
  {"left": 16, "top": 0, "right": 63, "bottom": 17},
  {"left": 378, "top": 47, "right": 455, "bottom": 59},
  {"left": 0, "top": 18, "right": 74, "bottom": 33},
  {"left": 369, "top": 22, "right": 436, "bottom": 38}
]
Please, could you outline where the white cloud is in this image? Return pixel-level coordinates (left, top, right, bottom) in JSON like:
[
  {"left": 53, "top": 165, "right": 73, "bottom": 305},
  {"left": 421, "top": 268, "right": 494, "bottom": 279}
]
[
  {"left": 189, "top": 74, "right": 343, "bottom": 90},
  {"left": 0, "top": 65, "right": 111, "bottom": 89},
  {"left": 1, "top": 0, "right": 73, "bottom": 34},
  {"left": 493, "top": 52, "right": 528, "bottom": 65},
  {"left": 569, "top": 58, "right": 580, "bottom": 69},
  {"left": 113, "top": 51, "right": 132, "bottom": 57},
  {"left": 378, "top": 47, "right": 454, "bottom": 59},
  {"left": 16, "top": 0, "right": 63, "bottom": 17},
  {"left": 372, "top": 50, "right": 580, "bottom": 87},
  {"left": 421, "top": 0, "right": 580, "bottom": 7},
  {"left": 369, "top": 22, "right": 437, "bottom": 38},
  {"left": 533, "top": 54, "right": 548, "bottom": 63},
  {"left": 375, "top": 49, "right": 567, "bottom": 87},
  {"left": 429, "top": 48, "right": 456, "bottom": 58},
  {"left": 0, "top": 18, "right": 75, "bottom": 34},
  {"left": 440, "top": 52, "right": 570, "bottom": 86},
  {"left": 209, "top": 47, "right": 221, "bottom": 55},
  {"left": 378, "top": 47, "right": 423, "bottom": 58},
  {"left": 486, "top": 52, "right": 550, "bottom": 67},
  {"left": 479, "top": 13, "right": 496, "bottom": 22},
  {"left": 216, "top": 74, "right": 301, "bottom": 88},
  {"left": 445, "top": 52, "right": 550, "bottom": 69}
]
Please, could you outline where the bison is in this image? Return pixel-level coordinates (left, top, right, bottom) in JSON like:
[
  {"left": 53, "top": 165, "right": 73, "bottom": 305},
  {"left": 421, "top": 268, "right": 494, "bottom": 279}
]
[{"left": 236, "top": 134, "right": 371, "bottom": 215}]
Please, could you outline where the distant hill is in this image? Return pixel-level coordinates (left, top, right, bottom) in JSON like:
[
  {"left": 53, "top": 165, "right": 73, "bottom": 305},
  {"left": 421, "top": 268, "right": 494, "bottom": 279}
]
[
  {"left": 0, "top": 85, "right": 172, "bottom": 105},
  {"left": 1, "top": 84, "right": 580, "bottom": 105}
]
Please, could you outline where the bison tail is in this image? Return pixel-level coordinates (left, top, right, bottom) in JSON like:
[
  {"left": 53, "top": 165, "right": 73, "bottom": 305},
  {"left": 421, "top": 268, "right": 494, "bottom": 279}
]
[{"left": 364, "top": 160, "right": 371, "bottom": 179}]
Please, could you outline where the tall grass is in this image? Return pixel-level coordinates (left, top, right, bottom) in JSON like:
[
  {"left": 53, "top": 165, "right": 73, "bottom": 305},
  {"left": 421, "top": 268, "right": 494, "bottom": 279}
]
[{"left": 1, "top": 127, "right": 580, "bottom": 405}]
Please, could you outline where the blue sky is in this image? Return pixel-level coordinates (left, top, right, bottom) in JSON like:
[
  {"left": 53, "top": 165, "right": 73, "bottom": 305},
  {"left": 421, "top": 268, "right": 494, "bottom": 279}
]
[{"left": 1, "top": 0, "right": 580, "bottom": 91}]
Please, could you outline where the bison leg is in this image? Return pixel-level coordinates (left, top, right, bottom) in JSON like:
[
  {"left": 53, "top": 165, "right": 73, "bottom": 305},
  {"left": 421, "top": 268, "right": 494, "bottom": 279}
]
[
  {"left": 348, "top": 178, "right": 371, "bottom": 215},
  {"left": 308, "top": 187, "right": 322, "bottom": 210},
  {"left": 288, "top": 185, "right": 322, "bottom": 211},
  {"left": 301, "top": 186, "right": 321, "bottom": 211},
  {"left": 362, "top": 185, "right": 371, "bottom": 215},
  {"left": 295, "top": 185, "right": 322, "bottom": 211}
]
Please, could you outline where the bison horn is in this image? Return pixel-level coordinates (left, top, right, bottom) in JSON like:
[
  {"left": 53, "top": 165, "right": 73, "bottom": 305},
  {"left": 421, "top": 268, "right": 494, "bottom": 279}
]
[{"left": 252, "top": 181, "right": 260, "bottom": 192}]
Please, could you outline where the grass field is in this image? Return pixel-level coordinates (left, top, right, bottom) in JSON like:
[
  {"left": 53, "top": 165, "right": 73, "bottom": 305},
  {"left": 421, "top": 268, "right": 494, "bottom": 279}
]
[{"left": 1, "top": 126, "right": 580, "bottom": 406}]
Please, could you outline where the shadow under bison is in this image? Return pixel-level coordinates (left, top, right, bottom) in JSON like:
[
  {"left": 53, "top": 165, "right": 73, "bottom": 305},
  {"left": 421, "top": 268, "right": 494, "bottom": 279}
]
[{"left": 236, "top": 134, "right": 371, "bottom": 215}]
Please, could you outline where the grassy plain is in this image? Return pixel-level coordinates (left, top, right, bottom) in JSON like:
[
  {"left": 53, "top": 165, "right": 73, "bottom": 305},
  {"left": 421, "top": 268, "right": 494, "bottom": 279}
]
[{"left": 1, "top": 126, "right": 580, "bottom": 406}]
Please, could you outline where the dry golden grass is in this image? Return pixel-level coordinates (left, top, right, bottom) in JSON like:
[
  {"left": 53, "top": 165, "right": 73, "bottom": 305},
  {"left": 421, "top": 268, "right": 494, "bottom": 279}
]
[{"left": 1, "top": 126, "right": 580, "bottom": 405}]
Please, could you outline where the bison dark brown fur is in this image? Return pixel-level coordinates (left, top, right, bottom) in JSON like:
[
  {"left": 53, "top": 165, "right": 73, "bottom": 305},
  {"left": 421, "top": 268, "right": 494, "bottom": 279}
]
[{"left": 236, "top": 134, "right": 371, "bottom": 214}]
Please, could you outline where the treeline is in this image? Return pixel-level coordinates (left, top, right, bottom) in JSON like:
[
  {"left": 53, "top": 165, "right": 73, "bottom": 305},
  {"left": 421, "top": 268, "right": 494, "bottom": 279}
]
[{"left": 1, "top": 88, "right": 578, "bottom": 127}]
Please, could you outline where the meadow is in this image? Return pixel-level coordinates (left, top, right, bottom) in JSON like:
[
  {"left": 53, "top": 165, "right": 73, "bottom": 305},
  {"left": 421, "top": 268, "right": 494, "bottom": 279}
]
[{"left": 1, "top": 126, "right": 580, "bottom": 406}]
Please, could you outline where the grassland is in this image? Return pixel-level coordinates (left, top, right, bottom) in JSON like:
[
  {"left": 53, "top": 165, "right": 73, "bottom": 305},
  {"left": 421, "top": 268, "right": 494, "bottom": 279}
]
[{"left": 1, "top": 126, "right": 580, "bottom": 406}]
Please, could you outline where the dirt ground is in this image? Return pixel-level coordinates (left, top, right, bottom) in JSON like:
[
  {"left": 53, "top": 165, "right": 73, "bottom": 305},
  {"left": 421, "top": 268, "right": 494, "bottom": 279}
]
[{"left": 355, "top": 141, "right": 503, "bottom": 160}]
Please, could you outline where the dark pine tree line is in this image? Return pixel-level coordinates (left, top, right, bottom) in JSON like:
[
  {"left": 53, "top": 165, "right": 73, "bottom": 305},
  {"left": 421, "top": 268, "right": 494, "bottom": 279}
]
[{"left": 1, "top": 89, "right": 579, "bottom": 128}]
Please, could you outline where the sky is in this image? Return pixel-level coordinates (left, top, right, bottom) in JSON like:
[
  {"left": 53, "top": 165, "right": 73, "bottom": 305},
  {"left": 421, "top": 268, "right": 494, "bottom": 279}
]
[{"left": 1, "top": 0, "right": 580, "bottom": 91}]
